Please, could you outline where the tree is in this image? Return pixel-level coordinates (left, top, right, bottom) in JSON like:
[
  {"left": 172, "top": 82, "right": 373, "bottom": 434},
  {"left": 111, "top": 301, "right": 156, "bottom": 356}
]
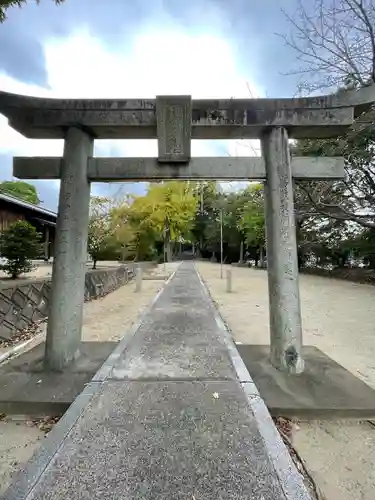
[
  {"left": 238, "top": 184, "right": 266, "bottom": 266},
  {"left": 128, "top": 182, "right": 197, "bottom": 262},
  {"left": 292, "top": 122, "right": 375, "bottom": 229},
  {"left": 281, "top": 0, "right": 375, "bottom": 233},
  {"left": 0, "top": 0, "right": 64, "bottom": 22},
  {"left": 190, "top": 181, "right": 219, "bottom": 256},
  {"left": 110, "top": 202, "right": 137, "bottom": 261},
  {"left": 0, "top": 221, "right": 42, "bottom": 278},
  {"left": 87, "top": 196, "right": 114, "bottom": 269},
  {"left": 0, "top": 181, "right": 40, "bottom": 205},
  {"left": 281, "top": 0, "right": 375, "bottom": 94}
]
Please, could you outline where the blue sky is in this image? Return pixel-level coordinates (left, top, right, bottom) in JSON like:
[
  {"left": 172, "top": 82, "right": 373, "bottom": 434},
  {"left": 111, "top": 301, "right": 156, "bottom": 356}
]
[{"left": 0, "top": 0, "right": 300, "bottom": 210}]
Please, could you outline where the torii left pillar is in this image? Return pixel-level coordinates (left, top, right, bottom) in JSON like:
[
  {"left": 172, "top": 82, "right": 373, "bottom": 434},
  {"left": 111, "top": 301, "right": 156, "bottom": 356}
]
[
  {"left": 44, "top": 127, "right": 93, "bottom": 371},
  {"left": 262, "top": 127, "right": 304, "bottom": 374}
]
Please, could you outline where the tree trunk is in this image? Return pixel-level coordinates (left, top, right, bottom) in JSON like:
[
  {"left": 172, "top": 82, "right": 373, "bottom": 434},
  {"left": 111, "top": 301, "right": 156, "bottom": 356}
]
[
  {"left": 239, "top": 241, "right": 244, "bottom": 264},
  {"left": 166, "top": 241, "right": 172, "bottom": 262},
  {"left": 92, "top": 260, "right": 97, "bottom": 270},
  {"left": 164, "top": 233, "right": 172, "bottom": 262},
  {"left": 164, "top": 221, "right": 172, "bottom": 262},
  {"left": 121, "top": 247, "right": 126, "bottom": 262}
]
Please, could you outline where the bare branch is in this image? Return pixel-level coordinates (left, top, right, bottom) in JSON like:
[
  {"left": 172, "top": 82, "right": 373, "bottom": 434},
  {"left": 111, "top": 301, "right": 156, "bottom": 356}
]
[
  {"left": 298, "top": 183, "right": 375, "bottom": 228},
  {"left": 280, "top": 0, "right": 375, "bottom": 92}
]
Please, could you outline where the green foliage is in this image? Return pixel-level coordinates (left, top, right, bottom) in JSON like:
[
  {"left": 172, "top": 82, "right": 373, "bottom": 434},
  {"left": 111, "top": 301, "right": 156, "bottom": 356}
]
[
  {"left": 126, "top": 182, "right": 197, "bottom": 261},
  {"left": 85, "top": 184, "right": 197, "bottom": 265},
  {"left": 0, "top": 221, "right": 42, "bottom": 278},
  {"left": 0, "top": 0, "right": 64, "bottom": 22},
  {"left": 238, "top": 184, "right": 265, "bottom": 247},
  {"left": 0, "top": 181, "right": 40, "bottom": 204},
  {"left": 190, "top": 182, "right": 219, "bottom": 254},
  {"left": 88, "top": 176, "right": 375, "bottom": 269}
]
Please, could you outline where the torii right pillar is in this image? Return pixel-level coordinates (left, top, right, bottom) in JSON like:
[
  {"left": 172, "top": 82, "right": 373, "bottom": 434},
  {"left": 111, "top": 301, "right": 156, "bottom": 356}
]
[{"left": 262, "top": 127, "right": 304, "bottom": 374}]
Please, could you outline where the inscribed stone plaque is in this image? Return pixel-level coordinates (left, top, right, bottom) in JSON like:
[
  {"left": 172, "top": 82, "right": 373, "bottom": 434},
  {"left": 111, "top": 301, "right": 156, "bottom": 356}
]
[{"left": 156, "top": 95, "right": 192, "bottom": 162}]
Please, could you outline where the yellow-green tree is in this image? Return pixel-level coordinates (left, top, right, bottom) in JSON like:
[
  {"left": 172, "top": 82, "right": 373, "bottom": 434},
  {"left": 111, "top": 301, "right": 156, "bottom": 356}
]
[
  {"left": 238, "top": 184, "right": 266, "bottom": 266},
  {"left": 127, "top": 182, "right": 197, "bottom": 261},
  {"left": 110, "top": 201, "right": 137, "bottom": 261}
]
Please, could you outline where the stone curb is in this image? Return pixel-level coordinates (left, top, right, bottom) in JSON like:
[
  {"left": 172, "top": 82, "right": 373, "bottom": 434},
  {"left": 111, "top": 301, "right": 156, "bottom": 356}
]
[
  {"left": 194, "top": 265, "right": 312, "bottom": 500},
  {"left": 0, "top": 330, "right": 46, "bottom": 366}
]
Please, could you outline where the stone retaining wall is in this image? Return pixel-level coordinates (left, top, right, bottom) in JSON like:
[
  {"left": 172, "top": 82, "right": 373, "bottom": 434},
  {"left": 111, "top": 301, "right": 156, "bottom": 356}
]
[{"left": 0, "top": 264, "right": 136, "bottom": 341}]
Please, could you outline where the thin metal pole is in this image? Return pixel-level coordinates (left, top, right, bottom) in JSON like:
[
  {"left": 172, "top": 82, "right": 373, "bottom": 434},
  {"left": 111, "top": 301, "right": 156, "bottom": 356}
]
[
  {"left": 163, "top": 220, "right": 166, "bottom": 271},
  {"left": 163, "top": 240, "right": 166, "bottom": 271},
  {"left": 220, "top": 208, "right": 223, "bottom": 279}
]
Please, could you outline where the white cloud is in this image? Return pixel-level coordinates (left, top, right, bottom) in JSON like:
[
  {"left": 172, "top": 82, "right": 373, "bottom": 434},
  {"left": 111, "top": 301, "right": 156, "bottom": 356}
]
[
  {"left": 43, "top": 28, "right": 259, "bottom": 99},
  {"left": 0, "top": 27, "right": 263, "bottom": 205}
]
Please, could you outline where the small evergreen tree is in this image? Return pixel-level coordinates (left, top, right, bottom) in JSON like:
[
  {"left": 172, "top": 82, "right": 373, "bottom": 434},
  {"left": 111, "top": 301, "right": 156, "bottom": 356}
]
[{"left": 0, "top": 221, "right": 42, "bottom": 279}]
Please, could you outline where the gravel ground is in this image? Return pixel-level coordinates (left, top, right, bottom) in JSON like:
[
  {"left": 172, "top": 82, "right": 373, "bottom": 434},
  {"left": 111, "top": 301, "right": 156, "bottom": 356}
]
[
  {"left": 0, "top": 262, "right": 179, "bottom": 493},
  {"left": 196, "top": 261, "right": 375, "bottom": 500},
  {"left": 0, "top": 418, "right": 43, "bottom": 492}
]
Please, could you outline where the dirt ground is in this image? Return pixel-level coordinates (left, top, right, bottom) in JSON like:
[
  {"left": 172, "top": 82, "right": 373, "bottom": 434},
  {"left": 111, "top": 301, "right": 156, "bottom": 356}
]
[
  {"left": 196, "top": 261, "right": 375, "bottom": 500},
  {"left": 0, "top": 262, "right": 178, "bottom": 493},
  {"left": 0, "top": 419, "right": 44, "bottom": 492}
]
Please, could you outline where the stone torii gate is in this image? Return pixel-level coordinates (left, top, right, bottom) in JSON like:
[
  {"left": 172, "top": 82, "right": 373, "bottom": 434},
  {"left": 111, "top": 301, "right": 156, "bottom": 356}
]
[{"left": 0, "top": 87, "right": 374, "bottom": 374}]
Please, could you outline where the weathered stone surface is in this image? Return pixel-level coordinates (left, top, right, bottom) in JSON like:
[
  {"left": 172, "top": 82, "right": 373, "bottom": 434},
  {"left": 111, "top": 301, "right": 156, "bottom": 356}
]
[
  {"left": 44, "top": 128, "right": 93, "bottom": 371},
  {"left": 109, "top": 266, "right": 236, "bottom": 380},
  {"left": 14, "top": 156, "right": 345, "bottom": 181},
  {"left": 262, "top": 127, "right": 304, "bottom": 374},
  {"left": 2, "top": 86, "right": 374, "bottom": 139},
  {"left": 156, "top": 95, "right": 191, "bottom": 162},
  {"left": 14, "top": 381, "right": 287, "bottom": 500},
  {"left": 0, "top": 341, "right": 115, "bottom": 416},
  {"left": 238, "top": 344, "right": 375, "bottom": 418}
]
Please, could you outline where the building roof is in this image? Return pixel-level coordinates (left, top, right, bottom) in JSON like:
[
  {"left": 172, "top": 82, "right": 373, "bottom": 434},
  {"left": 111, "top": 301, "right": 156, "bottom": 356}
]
[{"left": 0, "top": 191, "right": 57, "bottom": 221}]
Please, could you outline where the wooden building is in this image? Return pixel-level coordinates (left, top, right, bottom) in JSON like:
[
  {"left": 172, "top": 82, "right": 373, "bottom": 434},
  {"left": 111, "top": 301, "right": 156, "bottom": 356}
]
[{"left": 0, "top": 192, "right": 56, "bottom": 260}]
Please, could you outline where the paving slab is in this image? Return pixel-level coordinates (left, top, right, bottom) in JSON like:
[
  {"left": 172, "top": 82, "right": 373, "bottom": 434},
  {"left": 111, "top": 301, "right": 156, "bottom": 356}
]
[
  {"left": 109, "top": 268, "right": 235, "bottom": 380},
  {"left": 16, "top": 381, "right": 286, "bottom": 500},
  {"left": 238, "top": 344, "right": 375, "bottom": 418}
]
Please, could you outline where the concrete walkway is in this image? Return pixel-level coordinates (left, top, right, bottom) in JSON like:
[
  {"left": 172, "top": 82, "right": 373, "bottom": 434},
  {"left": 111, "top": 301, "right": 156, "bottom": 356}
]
[{"left": 4, "top": 263, "right": 310, "bottom": 500}]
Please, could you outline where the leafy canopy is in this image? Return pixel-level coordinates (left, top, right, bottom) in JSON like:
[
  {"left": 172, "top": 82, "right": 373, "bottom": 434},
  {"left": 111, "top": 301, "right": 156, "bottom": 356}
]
[
  {"left": 0, "top": 181, "right": 40, "bottom": 205},
  {"left": 0, "top": 0, "right": 64, "bottom": 22}
]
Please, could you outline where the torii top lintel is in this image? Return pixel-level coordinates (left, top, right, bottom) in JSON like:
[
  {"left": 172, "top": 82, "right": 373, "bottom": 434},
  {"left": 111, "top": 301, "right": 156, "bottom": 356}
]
[{"left": 0, "top": 86, "right": 374, "bottom": 140}]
